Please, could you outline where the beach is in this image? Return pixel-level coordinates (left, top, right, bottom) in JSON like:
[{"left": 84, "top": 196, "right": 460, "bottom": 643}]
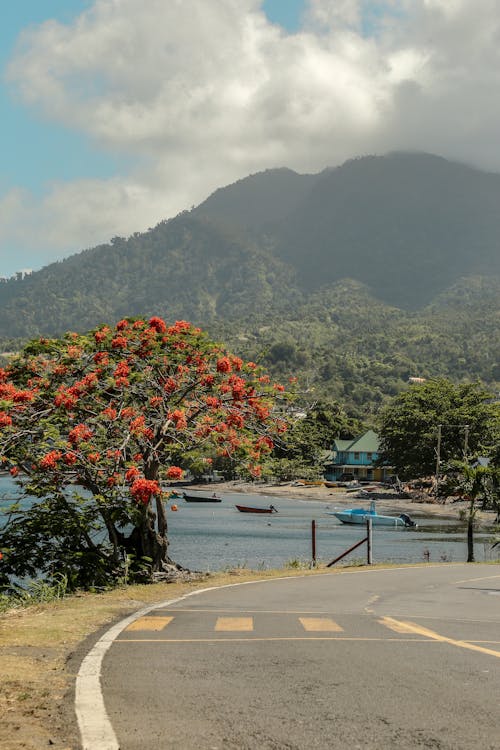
[{"left": 184, "top": 480, "right": 498, "bottom": 526}]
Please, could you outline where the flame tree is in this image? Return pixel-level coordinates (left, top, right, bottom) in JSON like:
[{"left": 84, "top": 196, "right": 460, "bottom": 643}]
[{"left": 0, "top": 317, "right": 288, "bottom": 589}]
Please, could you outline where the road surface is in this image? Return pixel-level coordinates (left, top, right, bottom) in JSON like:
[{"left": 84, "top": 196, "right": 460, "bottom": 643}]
[{"left": 77, "top": 564, "right": 500, "bottom": 749}]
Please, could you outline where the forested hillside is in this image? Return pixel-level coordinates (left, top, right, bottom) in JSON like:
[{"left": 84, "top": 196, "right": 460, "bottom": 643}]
[{"left": 0, "top": 152, "right": 498, "bottom": 418}]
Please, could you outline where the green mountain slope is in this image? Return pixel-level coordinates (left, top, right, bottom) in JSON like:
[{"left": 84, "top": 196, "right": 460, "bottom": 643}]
[{"left": 0, "top": 152, "right": 498, "bottom": 416}]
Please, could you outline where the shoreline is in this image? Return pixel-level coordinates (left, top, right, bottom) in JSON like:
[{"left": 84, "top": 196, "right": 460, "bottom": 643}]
[{"left": 182, "top": 480, "right": 498, "bottom": 526}]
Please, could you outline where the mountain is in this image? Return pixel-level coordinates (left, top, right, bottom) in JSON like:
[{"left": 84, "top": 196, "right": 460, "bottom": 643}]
[
  {"left": 0, "top": 151, "right": 498, "bottom": 415},
  {"left": 195, "top": 152, "right": 500, "bottom": 309}
]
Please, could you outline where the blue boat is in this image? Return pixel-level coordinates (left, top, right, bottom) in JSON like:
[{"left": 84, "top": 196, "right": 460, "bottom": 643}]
[{"left": 328, "top": 500, "right": 416, "bottom": 527}]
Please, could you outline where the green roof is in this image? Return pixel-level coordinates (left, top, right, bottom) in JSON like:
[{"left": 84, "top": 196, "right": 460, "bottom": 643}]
[{"left": 333, "top": 430, "right": 380, "bottom": 453}]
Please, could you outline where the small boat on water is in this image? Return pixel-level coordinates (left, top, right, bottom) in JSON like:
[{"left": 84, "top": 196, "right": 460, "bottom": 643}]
[
  {"left": 183, "top": 491, "right": 222, "bottom": 503},
  {"left": 328, "top": 500, "right": 416, "bottom": 528},
  {"left": 235, "top": 504, "right": 278, "bottom": 514}
]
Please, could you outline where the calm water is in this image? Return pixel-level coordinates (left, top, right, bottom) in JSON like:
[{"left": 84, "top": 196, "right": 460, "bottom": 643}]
[{"left": 1, "top": 478, "right": 498, "bottom": 572}]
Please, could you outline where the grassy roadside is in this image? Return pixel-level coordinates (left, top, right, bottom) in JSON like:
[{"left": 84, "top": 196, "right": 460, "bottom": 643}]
[{"left": 0, "top": 565, "right": 347, "bottom": 750}]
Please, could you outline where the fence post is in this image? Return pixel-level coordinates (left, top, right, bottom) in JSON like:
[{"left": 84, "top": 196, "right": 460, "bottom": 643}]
[
  {"left": 367, "top": 517, "right": 373, "bottom": 565},
  {"left": 311, "top": 520, "right": 316, "bottom": 567}
]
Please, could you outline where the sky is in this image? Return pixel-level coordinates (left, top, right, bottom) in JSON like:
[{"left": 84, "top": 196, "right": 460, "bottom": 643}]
[{"left": 2, "top": 0, "right": 500, "bottom": 277}]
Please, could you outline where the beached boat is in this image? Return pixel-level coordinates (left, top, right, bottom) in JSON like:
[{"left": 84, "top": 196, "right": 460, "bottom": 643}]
[
  {"left": 183, "top": 491, "right": 222, "bottom": 503},
  {"left": 328, "top": 500, "right": 416, "bottom": 527},
  {"left": 235, "top": 504, "right": 278, "bottom": 514}
]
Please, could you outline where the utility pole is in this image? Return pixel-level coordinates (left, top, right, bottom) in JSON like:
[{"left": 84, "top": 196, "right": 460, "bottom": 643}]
[{"left": 435, "top": 424, "right": 442, "bottom": 500}]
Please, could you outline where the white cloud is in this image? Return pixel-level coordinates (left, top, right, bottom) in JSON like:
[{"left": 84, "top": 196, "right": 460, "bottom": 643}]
[{"left": 3, "top": 0, "right": 500, "bottom": 274}]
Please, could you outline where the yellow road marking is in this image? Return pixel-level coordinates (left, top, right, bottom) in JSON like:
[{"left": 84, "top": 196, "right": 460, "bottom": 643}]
[
  {"left": 215, "top": 616, "right": 253, "bottom": 631},
  {"left": 299, "top": 617, "right": 343, "bottom": 632},
  {"left": 379, "top": 616, "right": 500, "bottom": 659},
  {"left": 126, "top": 616, "right": 174, "bottom": 632},
  {"left": 115, "top": 637, "right": 434, "bottom": 643},
  {"left": 453, "top": 574, "right": 500, "bottom": 584}
]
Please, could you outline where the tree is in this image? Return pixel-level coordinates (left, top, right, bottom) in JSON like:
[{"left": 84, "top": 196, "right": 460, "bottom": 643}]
[
  {"left": 378, "top": 379, "right": 500, "bottom": 481},
  {"left": 270, "top": 400, "right": 359, "bottom": 480},
  {"left": 0, "top": 317, "right": 289, "bottom": 589}
]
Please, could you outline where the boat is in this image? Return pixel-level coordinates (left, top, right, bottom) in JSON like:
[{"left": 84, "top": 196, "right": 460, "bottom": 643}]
[
  {"left": 182, "top": 490, "right": 222, "bottom": 503},
  {"left": 235, "top": 504, "right": 278, "bottom": 514},
  {"left": 328, "top": 500, "right": 416, "bottom": 527}
]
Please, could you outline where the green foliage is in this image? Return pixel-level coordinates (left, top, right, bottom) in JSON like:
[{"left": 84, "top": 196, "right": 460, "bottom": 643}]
[
  {"left": 378, "top": 379, "right": 500, "bottom": 479},
  {"left": 0, "top": 573, "right": 69, "bottom": 612}
]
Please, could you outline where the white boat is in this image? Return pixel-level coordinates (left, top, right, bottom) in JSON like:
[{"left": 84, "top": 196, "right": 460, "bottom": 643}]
[{"left": 328, "top": 500, "right": 416, "bottom": 527}]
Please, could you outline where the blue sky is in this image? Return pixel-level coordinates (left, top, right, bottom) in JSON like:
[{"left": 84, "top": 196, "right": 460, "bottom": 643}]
[{"left": 1, "top": 1, "right": 500, "bottom": 277}]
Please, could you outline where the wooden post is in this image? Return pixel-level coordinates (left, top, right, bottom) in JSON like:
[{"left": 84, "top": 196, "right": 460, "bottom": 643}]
[
  {"left": 367, "top": 517, "right": 373, "bottom": 565},
  {"left": 311, "top": 520, "right": 316, "bottom": 567}
]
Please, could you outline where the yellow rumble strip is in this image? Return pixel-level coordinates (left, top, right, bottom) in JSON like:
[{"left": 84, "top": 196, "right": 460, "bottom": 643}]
[
  {"left": 126, "top": 616, "right": 174, "bottom": 632},
  {"left": 215, "top": 617, "right": 254, "bottom": 631},
  {"left": 299, "top": 617, "right": 344, "bottom": 632}
]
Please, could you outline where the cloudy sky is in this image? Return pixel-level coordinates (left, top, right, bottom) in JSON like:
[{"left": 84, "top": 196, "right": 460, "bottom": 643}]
[{"left": 2, "top": 0, "right": 500, "bottom": 277}]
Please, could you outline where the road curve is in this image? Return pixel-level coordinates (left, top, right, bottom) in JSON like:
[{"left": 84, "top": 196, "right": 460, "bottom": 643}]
[{"left": 76, "top": 564, "right": 500, "bottom": 749}]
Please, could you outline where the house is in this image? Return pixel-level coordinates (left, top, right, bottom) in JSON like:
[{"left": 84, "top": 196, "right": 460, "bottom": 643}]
[{"left": 322, "top": 429, "right": 392, "bottom": 482}]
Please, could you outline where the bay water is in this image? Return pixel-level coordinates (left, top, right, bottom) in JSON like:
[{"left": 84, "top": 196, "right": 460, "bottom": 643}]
[{"left": 1, "top": 477, "right": 498, "bottom": 572}]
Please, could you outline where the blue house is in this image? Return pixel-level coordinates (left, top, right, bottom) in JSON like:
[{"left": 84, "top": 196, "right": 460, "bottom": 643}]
[{"left": 323, "top": 430, "right": 392, "bottom": 482}]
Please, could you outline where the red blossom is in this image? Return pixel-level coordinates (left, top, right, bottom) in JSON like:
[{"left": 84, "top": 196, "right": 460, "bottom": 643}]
[
  {"left": 125, "top": 466, "right": 141, "bottom": 483},
  {"left": 216, "top": 357, "right": 232, "bottom": 373},
  {"left": 114, "top": 361, "right": 130, "bottom": 378},
  {"left": 116, "top": 319, "right": 129, "bottom": 330},
  {"left": 39, "top": 450, "right": 62, "bottom": 469},
  {"left": 231, "top": 357, "right": 243, "bottom": 371},
  {"left": 111, "top": 336, "right": 128, "bottom": 350},
  {"left": 256, "top": 436, "right": 274, "bottom": 451},
  {"left": 69, "top": 423, "right": 93, "bottom": 445},
  {"left": 93, "top": 352, "right": 109, "bottom": 365},
  {"left": 94, "top": 327, "right": 110, "bottom": 343},
  {"left": 63, "top": 452, "right": 78, "bottom": 465},
  {"left": 102, "top": 406, "right": 117, "bottom": 420},
  {"left": 166, "top": 466, "right": 183, "bottom": 479},
  {"left": 9, "top": 466, "right": 19, "bottom": 477},
  {"left": 88, "top": 452, "right": 101, "bottom": 464},
  {"left": 167, "top": 320, "right": 192, "bottom": 335},
  {"left": 149, "top": 396, "right": 163, "bottom": 407},
  {"left": 169, "top": 410, "right": 187, "bottom": 429},
  {"left": 227, "top": 413, "right": 244, "bottom": 428},
  {"left": 130, "top": 478, "right": 161, "bottom": 505},
  {"left": 148, "top": 316, "right": 167, "bottom": 333},
  {"left": 0, "top": 412, "right": 13, "bottom": 427},
  {"left": 205, "top": 396, "right": 221, "bottom": 409},
  {"left": 66, "top": 345, "right": 82, "bottom": 359},
  {"left": 130, "top": 416, "right": 146, "bottom": 434}
]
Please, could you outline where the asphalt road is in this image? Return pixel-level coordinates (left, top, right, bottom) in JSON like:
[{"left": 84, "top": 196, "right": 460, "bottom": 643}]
[{"left": 80, "top": 564, "right": 500, "bottom": 749}]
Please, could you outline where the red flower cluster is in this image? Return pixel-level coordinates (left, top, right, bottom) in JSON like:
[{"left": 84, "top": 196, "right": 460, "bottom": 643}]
[
  {"left": 39, "top": 450, "right": 62, "bottom": 469},
  {"left": 0, "top": 412, "right": 13, "bottom": 427},
  {"left": 216, "top": 357, "right": 232, "bottom": 373},
  {"left": 149, "top": 316, "right": 167, "bottom": 333},
  {"left": 94, "top": 327, "right": 110, "bottom": 343},
  {"left": 130, "top": 478, "right": 161, "bottom": 505},
  {"left": 69, "top": 423, "right": 93, "bottom": 445},
  {"left": 166, "top": 466, "right": 183, "bottom": 479},
  {"left": 169, "top": 410, "right": 187, "bottom": 429},
  {"left": 125, "top": 466, "right": 141, "bottom": 482},
  {"left": 111, "top": 336, "right": 128, "bottom": 350}
]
